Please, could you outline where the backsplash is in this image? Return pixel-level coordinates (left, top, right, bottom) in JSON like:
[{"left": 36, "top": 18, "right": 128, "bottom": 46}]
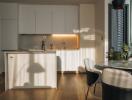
[{"left": 18, "top": 34, "right": 80, "bottom": 50}]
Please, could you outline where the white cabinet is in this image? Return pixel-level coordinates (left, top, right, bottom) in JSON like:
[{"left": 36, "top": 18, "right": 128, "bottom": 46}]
[
  {"left": 5, "top": 52, "right": 57, "bottom": 90},
  {"left": 1, "top": 20, "right": 18, "bottom": 50},
  {"left": 19, "top": 4, "right": 52, "bottom": 34},
  {"left": 0, "top": 3, "right": 18, "bottom": 19},
  {"left": 52, "top": 6, "right": 65, "bottom": 33},
  {"left": 45, "top": 53, "right": 57, "bottom": 87},
  {"left": 50, "top": 5, "right": 79, "bottom": 33},
  {"left": 19, "top": 5, "right": 36, "bottom": 34},
  {"left": 36, "top": 5, "right": 52, "bottom": 33},
  {"left": 64, "top": 6, "right": 79, "bottom": 33},
  {"left": 19, "top": 4, "right": 78, "bottom": 34},
  {"left": 56, "top": 50, "right": 80, "bottom": 71},
  {"left": 0, "top": 3, "right": 18, "bottom": 50},
  {"left": 0, "top": 18, "right": 1, "bottom": 49},
  {"left": 56, "top": 49, "right": 95, "bottom": 72},
  {"left": 7, "top": 54, "right": 16, "bottom": 89},
  {"left": 0, "top": 19, "right": 3, "bottom": 74}
]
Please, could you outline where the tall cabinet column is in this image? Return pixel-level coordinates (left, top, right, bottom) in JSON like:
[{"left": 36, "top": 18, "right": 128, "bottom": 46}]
[
  {"left": 0, "top": 3, "right": 18, "bottom": 73},
  {"left": 0, "top": 17, "right": 1, "bottom": 49}
]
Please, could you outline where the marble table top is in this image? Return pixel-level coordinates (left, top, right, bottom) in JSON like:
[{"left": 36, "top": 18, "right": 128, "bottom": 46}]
[{"left": 95, "top": 60, "right": 132, "bottom": 71}]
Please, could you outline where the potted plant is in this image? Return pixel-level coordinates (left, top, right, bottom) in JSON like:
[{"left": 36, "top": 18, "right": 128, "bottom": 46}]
[
  {"left": 121, "top": 43, "right": 129, "bottom": 60},
  {"left": 108, "top": 43, "right": 129, "bottom": 60},
  {"left": 108, "top": 47, "right": 122, "bottom": 60}
]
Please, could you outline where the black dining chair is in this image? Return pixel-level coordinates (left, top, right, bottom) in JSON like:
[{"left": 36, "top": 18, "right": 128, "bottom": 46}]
[
  {"left": 84, "top": 58, "right": 100, "bottom": 100},
  {"left": 102, "top": 68, "right": 132, "bottom": 100}
]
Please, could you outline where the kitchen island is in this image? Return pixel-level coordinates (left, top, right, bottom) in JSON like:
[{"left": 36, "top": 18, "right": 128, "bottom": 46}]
[{"left": 4, "top": 50, "right": 57, "bottom": 90}]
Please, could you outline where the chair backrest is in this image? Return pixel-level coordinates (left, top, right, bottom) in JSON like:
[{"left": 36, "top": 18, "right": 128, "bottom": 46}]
[
  {"left": 86, "top": 70, "right": 99, "bottom": 86},
  {"left": 84, "top": 58, "right": 95, "bottom": 71},
  {"left": 102, "top": 68, "right": 132, "bottom": 89}
]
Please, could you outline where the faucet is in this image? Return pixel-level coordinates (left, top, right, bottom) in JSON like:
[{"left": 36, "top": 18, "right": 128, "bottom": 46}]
[{"left": 41, "top": 40, "right": 46, "bottom": 51}]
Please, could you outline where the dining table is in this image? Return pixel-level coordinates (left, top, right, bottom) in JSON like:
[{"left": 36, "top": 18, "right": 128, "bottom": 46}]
[{"left": 95, "top": 60, "right": 132, "bottom": 72}]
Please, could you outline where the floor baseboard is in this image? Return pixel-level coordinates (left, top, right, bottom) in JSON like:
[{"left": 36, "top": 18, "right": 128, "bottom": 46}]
[
  {"left": 57, "top": 71, "right": 86, "bottom": 74},
  {"left": 57, "top": 71, "right": 77, "bottom": 74}
]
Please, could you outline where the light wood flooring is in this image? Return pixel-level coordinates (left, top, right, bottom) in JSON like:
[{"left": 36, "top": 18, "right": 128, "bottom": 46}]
[{"left": 0, "top": 73, "right": 102, "bottom": 100}]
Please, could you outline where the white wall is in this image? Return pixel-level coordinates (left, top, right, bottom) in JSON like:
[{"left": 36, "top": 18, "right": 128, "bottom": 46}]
[
  {"left": 95, "top": 0, "right": 105, "bottom": 63},
  {"left": 0, "top": 5, "right": 3, "bottom": 74},
  {"left": 80, "top": 4, "right": 95, "bottom": 48},
  {"left": 130, "top": 1, "right": 132, "bottom": 50},
  {"left": 80, "top": 4, "right": 95, "bottom": 31},
  {"left": 79, "top": 4, "right": 95, "bottom": 69},
  {"left": 104, "top": 0, "right": 112, "bottom": 62}
]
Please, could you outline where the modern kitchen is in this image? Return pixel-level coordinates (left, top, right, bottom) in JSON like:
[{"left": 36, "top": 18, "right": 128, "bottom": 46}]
[
  {"left": 0, "top": 0, "right": 132, "bottom": 100},
  {"left": 0, "top": 1, "right": 100, "bottom": 89}
]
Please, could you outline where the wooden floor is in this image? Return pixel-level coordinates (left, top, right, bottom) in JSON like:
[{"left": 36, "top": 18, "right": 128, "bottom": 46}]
[{"left": 0, "top": 74, "right": 102, "bottom": 100}]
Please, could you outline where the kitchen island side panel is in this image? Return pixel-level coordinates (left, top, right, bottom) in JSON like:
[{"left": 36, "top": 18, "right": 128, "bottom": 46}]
[{"left": 5, "top": 52, "right": 57, "bottom": 90}]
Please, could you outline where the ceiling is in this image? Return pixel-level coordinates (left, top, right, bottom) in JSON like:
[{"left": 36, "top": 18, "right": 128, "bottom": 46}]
[{"left": 0, "top": 0, "right": 97, "bottom": 4}]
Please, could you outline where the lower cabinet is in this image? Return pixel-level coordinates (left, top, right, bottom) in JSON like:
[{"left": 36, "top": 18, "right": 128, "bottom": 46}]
[
  {"left": 56, "top": 50, "right": 80, "bottom": 71},
  {"left": 5, "top": 52, "right": 57, "bottom": 90},
  {"left": 56, "top": 49, "right": 95, "bottom": 72}
]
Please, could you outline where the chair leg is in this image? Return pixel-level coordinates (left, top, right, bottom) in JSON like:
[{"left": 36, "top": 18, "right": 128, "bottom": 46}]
[
  {"left": 85, "top": 86, "right": 90, "bottom": 100},
  {"left": 94, "top": 83, "right": 97, "bottom": 94}
]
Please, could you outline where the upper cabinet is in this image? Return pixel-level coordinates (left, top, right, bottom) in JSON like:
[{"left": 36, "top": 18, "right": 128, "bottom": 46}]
[
  {"left": 1, "top": 20, "right": 18, "bottom": 50},
  {"left": 19, "top": 5, "right": 36, "bottom": 34},
  {"left": 0, "top": 3, "right": 18, "bottom": 19},
  {"left": 52, "top": 6, "right": 65, "bottom": 33},
  {"left": 53, "top": 5, "right": 78, "bottom": 33},
  {"left": 64, "top": 6, "right": 78, "bottom": 33},
  {"left": 19, "top": 4, "right": 79, "bottom": 34},
  {"left": 0, "top": 3, "right": 18, "bottom": 50},
  {"left": 36, "top": 5, "right": 52, "bottom": 34}
]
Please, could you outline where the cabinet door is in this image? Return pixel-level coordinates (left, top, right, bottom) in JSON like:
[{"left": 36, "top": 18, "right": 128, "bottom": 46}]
[
  {"left": 1, "top": 20, "right": 18, "bottom": 50},
  {"left": 7, "top": 53, "right": 56, "bottom": 89},
  {"left": 56, "top": 50, "right": 79, "bottom": 71},
  {"left": 36, "top": 5, "right": 52, "bottom": 34},
  {"left": 15, "top": 54, "right": 47, "bottom": 87},
  {"left": 52, "top": 6, "right": 65, "bottom": 33},
  {"left": 0, "top": 3, "right": 18, "bottom": 19},
  {"left": 64, "top": 6, "right": 79, "bottom": 33},
  {"left": 52, "top": 5, "right": 78, "bottom": 33},
  {"left": 0, "top": 19, "right": 1, "bottom": 49},
  {"left": 8, "top": 54, "right": 17, "bottom": 89},
  {"left": 19, "top": 5, "right": 36, "bottom": 34},
  {"left": 46, "top": 53, "right": 57, "bottom": 88}
]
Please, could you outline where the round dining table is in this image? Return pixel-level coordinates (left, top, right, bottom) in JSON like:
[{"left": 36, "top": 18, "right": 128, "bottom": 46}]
[{"left": 95, "top": 60, "right": 132, "bottom": 72}]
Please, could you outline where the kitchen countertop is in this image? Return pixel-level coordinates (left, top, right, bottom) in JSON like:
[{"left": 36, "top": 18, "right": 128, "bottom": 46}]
[{"left": 3, "top": 50, "right": 56, "bottom": 54}]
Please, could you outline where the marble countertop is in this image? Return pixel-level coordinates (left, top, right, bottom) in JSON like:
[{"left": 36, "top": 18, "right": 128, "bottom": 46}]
[
  {"left": 3, "top": 50, "right": 56, "bottom": 54},
  {"left": 95, "top": 60, "right": 132, "bottom": 71}
]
